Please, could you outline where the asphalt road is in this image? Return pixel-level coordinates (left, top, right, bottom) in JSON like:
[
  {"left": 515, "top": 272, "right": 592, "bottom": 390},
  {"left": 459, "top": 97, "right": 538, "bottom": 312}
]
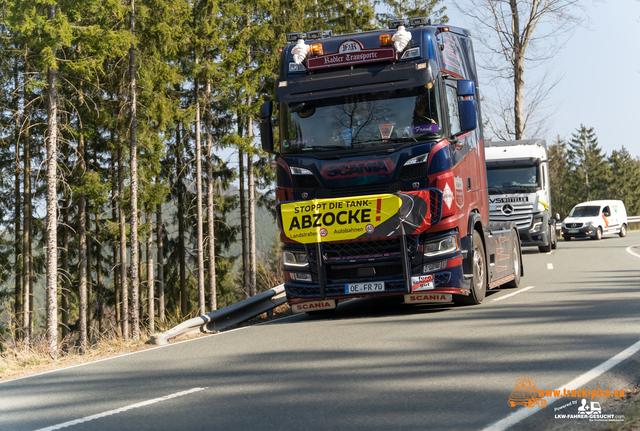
[{"left": 1, "top": 232, "right": 639, "bottom": 431}]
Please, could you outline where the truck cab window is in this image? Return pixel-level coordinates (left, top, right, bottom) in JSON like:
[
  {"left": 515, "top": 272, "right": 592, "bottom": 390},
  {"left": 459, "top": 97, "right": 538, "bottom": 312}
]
[{"left": 445, "top": 83, "right": 461, "bottom": 136}]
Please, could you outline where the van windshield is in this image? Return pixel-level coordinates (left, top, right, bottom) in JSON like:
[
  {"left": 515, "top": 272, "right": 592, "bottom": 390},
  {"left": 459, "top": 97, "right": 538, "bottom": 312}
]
[
  {"left": 569, "top": 206, "right": 600, "bottom": 217},
  {"left": 279, "top": 84, "right": 442, "bottom": 154}
]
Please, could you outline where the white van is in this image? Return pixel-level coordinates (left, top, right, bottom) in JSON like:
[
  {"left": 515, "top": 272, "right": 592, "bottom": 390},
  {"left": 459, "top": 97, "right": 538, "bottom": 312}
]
[{"left": 561, "top": 200, "right": 628, "bottom": 240}]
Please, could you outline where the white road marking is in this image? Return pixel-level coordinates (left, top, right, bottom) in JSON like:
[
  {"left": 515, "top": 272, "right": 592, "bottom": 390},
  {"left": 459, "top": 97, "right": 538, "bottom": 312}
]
[
  {"left": 626, "top": 245, "right": 640, "bottom": 258},
  {"left": 482, "top": 339, "right": 640, "bottom": 431},
  {"left": 492, "top": 286, "right": 535, "bottom": 302},
  {"left": 547, "top": 263, "right": 553, "bottom": 269},
  {"left": 34, "top": 387, "right": 206, "bottom": 431}
]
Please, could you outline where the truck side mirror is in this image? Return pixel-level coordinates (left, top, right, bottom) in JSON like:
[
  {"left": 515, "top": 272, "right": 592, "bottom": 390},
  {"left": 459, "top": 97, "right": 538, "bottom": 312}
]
[
  {"left": 457, "top": 80, "right": 477, "bottom": 133},
  {"left": 457, "top": 80, "right": 475, "bottom": 97},
  {"left": 556, "top": 213, "right": 560, "bottom": 221},
  {"left": 259, "top": 101, "right": 276, "bottom": 154},
  {"left": 458, "top": 100, "right": 477, "bottom": 133}
]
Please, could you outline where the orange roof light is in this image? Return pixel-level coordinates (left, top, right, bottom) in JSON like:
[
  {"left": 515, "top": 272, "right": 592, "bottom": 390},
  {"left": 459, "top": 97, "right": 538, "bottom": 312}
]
[
  {"left": 310, "top": 43, "right": 323, "bottom": 55},
  {"left": 379, "top": 34, "right": 392, "bottom": 47},
  {"left": 439, "top": 27, "right": 450, "bottom": 32}
]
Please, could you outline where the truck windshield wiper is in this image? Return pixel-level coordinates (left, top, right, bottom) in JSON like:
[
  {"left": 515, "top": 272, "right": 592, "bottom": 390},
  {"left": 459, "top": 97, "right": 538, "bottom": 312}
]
[
  {"left": 301, "top": 145, "right": 349, "bottom": 151},
  {"left": 354, "top": 137, "right": 417, "bottom": 147},
  {"left": 488, "top": 186, "right": 508, "bottom": 194}
]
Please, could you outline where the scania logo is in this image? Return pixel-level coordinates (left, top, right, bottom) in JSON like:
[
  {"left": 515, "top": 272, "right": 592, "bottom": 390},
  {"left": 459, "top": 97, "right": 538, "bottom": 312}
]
[
  {"left": 502, "top": 204, "right": 514, "bottom": 215},
  {"left": 324, "top": 160, "right": 392, "bottom": 178}
]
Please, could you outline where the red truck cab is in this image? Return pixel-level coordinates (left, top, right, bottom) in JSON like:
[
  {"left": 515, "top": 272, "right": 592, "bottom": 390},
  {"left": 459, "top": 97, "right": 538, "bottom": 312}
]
[{"left": 259, "top": 19, "right": 522, "bottom": 313}]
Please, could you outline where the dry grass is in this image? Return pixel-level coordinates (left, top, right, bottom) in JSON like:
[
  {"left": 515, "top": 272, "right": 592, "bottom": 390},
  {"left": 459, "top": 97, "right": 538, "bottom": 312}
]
[
  {"left": 0, "top": 331, "right": 154, "bottom": 383},
  {"left": 0, "top": 303, "right": 293, "bottom": 383}
]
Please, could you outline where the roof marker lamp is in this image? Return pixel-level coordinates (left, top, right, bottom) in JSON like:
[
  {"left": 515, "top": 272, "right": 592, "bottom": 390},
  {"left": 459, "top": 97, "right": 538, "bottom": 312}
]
[
  {"left": 409, "top": 17, "right": 429, "bottom": 27},
  {"left": 309, "top": 43, "right": 323, "bottom": 56},
  {"left": 380, "top": 34, "right": 392, "bottom": 47},
  {"left": 286, "top": 32, "right": 303, "bottom": 43}
]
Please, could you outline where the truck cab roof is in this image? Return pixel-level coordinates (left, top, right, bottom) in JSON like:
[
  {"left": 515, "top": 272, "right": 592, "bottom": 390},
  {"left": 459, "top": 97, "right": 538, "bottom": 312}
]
[{"left": 484, "top": 139, "right": 547, "bottom": 164}]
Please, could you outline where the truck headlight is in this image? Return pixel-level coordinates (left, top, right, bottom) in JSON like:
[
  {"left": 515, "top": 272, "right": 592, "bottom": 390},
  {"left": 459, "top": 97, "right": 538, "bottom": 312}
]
[
  {"left": 423, "top": 235, "right": 458, "bottom": 257},
  {"left": 291, "top": 272, "right": 312, "bottom": 282},
  {"left": 284, "top": 251, "right": 309, "bottom": 268},
  {"left": 530, "top": 222, "right": 543, "bottom": 233}
]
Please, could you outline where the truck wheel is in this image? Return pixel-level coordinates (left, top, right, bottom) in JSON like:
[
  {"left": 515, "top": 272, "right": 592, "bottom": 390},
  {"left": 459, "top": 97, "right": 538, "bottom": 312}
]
[
  {"left": 504, "top": 238, "right": 521, "bottom": 288},
  {"left": 454, "top": 230, "right": 487, "bottom": 305},
  {"left": 619, "top": 224, "right": 627, "bottom": 237},
  {"left": 594, "top": 227, "right": 602, "bottom": 240},
  {"left": 538, "top": 241, "right": 551, "bottom": 253}
]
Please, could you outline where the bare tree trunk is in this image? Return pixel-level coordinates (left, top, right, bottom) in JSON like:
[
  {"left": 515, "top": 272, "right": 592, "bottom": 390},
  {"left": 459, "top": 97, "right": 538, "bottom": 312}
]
[
  {"left": 194, "top": 68, "right": 205, "bottom": 315},
  {"left": 118, "top": 139, "right": 128, "bottom": 340},
  {"left": 96, "top": 211, "right": 104, "bottom": 335},
  {"left": 112, "top": 149, "right": 120, "bottom": 334},
  {"left": 78, "top": 133, "right": 88, "bottom": 352},
  {"left": 14, "top": 141, "right": 22, "bottom": 342},
  {"left": 87, "top": 205, "right": 93, "bottom": 340},
  {"left": 129, "top": 0, "right": 140, "bottom": 339},
  {"left": 13, "top": 56, "right": 23, "bottom": 341},
  {"left": 61, "top": 198, "right": 69, "bottom": 340},
  {"left": 205, "top": 78, "right": 216, "bottom": 311},
  {"left": 246, "top": 90, "right": 256, "bottom": 297},
  {"left": 176, "top": 124, "right": 187, "bottom": 315},
  {"left": 156, "top": 200, "right": 165, "bottom": 322},
  {"left": 45, "top": 3, "right": 59, "bottom": 359},
  {"left": 146, "top": 212, "right": 154, "bottom": 332}
]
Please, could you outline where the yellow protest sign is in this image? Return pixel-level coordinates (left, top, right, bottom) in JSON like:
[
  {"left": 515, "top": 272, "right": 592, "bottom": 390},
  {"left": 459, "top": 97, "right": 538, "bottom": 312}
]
[{"left": 279, "top": 194, "right": 403, "bottom": 243}]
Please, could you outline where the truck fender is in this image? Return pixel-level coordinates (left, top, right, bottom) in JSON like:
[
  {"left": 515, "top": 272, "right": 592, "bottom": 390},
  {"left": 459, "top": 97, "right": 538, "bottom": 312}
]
[{"left": 463, "top": 212, "right": 484, "bottom": 277}]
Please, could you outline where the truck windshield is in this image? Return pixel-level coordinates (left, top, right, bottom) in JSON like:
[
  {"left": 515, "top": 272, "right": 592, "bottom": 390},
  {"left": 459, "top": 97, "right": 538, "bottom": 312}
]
[
  {"left": 569, "top": 206, "right": 600, "bottom": 217},
  {"left": 487, "top": 166, "right": 540, "bottom": 192},
  {"left": 279, "top": 84, "right": 442, "bottom": 154}
]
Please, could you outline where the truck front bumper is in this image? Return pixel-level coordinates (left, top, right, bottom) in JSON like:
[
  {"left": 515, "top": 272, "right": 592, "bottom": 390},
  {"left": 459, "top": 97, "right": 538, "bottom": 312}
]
[{"left": 518, "top": 228, "right": 550, "bottom": 247}]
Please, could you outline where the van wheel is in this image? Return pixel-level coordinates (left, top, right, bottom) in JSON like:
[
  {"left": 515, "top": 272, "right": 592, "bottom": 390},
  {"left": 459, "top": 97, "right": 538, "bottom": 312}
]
[
  {"left": 619, "top": 224, "right": 627, "bottom": 237},
  {"left": 594, "top": 227, "right": 602, "bottom": 240},
  {"left": 454, "top": 230, "right": 487, "bottom": 305},
  {"left": 504, "top": 238, "right": 521, "bottom": 288}
]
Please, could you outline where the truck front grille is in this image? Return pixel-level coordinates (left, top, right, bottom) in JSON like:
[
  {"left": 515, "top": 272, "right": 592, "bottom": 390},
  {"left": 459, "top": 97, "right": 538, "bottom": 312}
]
[
  {"left": 489, "top": 201, "right": 535, "bottom": 230},
  {"left": 306, "top": 236, "right": 419, "bottom": 263}
]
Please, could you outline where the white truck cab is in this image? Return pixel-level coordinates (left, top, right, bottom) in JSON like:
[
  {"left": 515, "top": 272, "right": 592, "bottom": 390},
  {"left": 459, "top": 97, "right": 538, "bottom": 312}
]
[
  {"left": 485, "top": 139, "right": 557, "bottom": 252},
  {"left": 561, "top": 200, "right": 628, "bottom": 240}
]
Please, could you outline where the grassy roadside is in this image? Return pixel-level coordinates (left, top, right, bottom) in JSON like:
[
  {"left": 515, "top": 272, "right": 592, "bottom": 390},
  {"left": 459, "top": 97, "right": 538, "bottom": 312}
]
[{"left": 0, "top": 303, "right": 294, "bottom": 383}]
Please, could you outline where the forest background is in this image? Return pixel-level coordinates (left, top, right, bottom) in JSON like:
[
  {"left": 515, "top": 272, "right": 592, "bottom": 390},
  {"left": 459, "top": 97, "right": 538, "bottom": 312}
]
[{"left": 0, "top": 0, "right": 639, "bottom": 359}]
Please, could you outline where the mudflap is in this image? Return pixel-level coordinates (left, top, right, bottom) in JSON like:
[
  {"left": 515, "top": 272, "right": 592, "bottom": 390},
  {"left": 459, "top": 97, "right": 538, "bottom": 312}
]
[{"left": 484, "top": 222, "right": 521, "bottom": 289}]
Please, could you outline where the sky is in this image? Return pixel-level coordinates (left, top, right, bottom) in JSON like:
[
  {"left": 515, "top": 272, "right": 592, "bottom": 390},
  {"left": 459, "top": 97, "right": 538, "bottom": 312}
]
[{"left": 444, "top": 0, "right": 640, "bottom": 158}]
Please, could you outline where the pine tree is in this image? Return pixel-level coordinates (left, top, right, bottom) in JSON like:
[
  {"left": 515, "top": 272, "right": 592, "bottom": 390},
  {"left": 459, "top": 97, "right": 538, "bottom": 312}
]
[{"left": 568, "top": 125, "right": 609, "bottom": 202}]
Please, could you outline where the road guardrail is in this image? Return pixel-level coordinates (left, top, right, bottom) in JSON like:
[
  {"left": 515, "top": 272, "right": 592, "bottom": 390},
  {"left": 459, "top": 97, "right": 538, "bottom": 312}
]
[
  {"left": 150, "top": 284, "right": 286, "bottom": 345},
  {"left": 629, "top": 216, "right": 640, "bottom": 223}
]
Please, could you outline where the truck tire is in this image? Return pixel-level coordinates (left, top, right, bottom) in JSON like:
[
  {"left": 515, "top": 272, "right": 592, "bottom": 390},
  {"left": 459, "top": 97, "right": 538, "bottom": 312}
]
[
  {"left": 454, "top": 230, "right": 487, "bottom": 305},
  {"left": 504, "top": 238, "right": 521, "bottom": 288},
  {"left": 594, "top": 226, "right": 603, "bottom": 240},
  {"left": 619, "top": 224, "right": 627, "bottom": 237},
  {"left": 538, "top": 241, "right": 551, "bottom": 253}
]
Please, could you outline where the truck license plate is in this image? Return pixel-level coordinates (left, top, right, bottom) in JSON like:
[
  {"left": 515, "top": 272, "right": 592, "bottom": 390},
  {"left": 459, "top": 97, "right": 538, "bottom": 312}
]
[
  {"left": 568, "top": 229, "right": 579, "bottom": 234},
  {"left": 345, "top": 282, "right": 385, "bottom": 294}
]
